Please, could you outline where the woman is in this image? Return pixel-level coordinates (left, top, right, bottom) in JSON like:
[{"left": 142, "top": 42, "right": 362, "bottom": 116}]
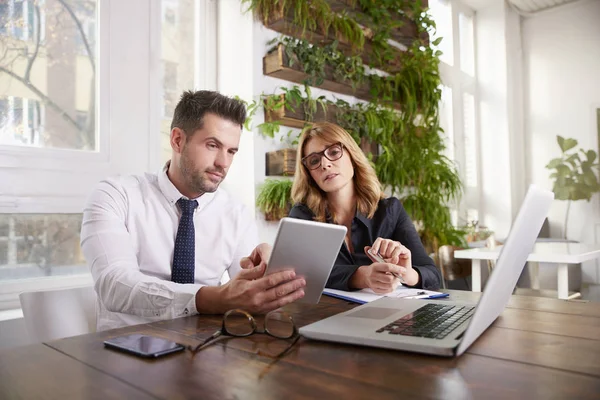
[{"left": 289, "top": 122, "right": 441, "bottom": 293}]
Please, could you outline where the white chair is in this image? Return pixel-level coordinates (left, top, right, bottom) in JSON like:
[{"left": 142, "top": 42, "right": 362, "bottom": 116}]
[{"left": 19, "top": 286, "right": 97, "bottom": 343}]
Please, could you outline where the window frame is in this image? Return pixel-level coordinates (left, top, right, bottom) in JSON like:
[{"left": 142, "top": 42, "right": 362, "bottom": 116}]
[
  {"left": 437, "top": 0, "right": 481, "bottom": 225},
  {"left": 0, "top": 0, "right": 217, "bottom": 311}
]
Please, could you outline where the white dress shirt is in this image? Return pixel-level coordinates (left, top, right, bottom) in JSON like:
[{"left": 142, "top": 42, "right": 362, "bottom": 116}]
[{"left": 80, "top": 164, "right": 258, "bottom": 331}]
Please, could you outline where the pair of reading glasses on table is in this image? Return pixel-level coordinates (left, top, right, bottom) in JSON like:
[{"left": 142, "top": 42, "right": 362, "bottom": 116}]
[{"left": 188, "top": 309, "right": 300, "bottom": 361}]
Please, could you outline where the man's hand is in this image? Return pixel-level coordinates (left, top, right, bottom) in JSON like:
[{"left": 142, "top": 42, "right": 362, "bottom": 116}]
[
  {"left": 240, "top": 243, "right": 271, "bottom": 270},
  {"left": 196, "top": 261, "right": 306, "bottom": 314},
  {"left": 220, "top": 264, "right": 305, "bottom": 313}
]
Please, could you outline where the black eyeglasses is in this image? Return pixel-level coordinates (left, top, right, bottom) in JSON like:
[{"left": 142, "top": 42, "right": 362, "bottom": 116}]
[
  {"left": 188, "top": 309, "right": 300, "bottom": 360},
  {"left": 301, "top": 142, "right": 344, "bottom": 170}
]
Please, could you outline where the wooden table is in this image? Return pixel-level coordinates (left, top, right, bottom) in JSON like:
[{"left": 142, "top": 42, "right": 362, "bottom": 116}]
[
  {"left": 454, "top": 242, "right": 600, "bottom": 299},
  {"left": 1, "top": 290, "right": 600, "bottom": 399}
]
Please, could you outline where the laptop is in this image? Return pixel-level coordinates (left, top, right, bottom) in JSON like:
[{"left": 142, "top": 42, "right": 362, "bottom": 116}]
[{"left": 299, "top": 184, "right": 554, "bottom": 356}]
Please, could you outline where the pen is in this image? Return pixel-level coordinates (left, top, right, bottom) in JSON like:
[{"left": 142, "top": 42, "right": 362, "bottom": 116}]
[
  {"left": 390, "top": 272, "right": 406, "bottom": 283},
  {"left": 426, "top": 293, "right": 450, "bottom": 299},
  {"left": 367, "top": 248, "right": 406, "bottom": 283}
]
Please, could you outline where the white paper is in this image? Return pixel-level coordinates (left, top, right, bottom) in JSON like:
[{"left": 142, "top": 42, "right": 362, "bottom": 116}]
[{"left": 323, "top": 286, "right": 445, "bottom": 303}]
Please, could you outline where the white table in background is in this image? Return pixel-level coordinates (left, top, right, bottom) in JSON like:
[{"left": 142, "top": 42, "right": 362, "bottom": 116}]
[{"left": 454, "top": 242, "right": 600, "bottom": 299}]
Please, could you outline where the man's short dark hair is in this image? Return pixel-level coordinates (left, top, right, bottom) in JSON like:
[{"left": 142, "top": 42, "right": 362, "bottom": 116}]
[{"left": 170, "top": 90, "right": 247, "bottom": 135}]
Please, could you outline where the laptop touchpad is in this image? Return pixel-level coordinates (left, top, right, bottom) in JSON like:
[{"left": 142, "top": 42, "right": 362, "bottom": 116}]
[{"left": 346, "top": 307, "right": 399, "bottom": 319}]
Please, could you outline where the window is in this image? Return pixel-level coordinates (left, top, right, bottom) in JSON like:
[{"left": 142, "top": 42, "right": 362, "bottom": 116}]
[
  {"left": 162, "top": 60, "right": 179, "bottom": 118},
  {"left": 158, "top": 0, "right": 215, "bottom": 165},
  {"left": 0, "top": 96, "right": 44, "bottom": 146},
  {"left": 0, "top": 214, "right": 86, "bottom": 281},
  {"left": 0, "top": 0, "right": 98, "bottom": 311},
  {"left": 430, "top": 0, "right": 480, "bottom": 227},
  {"left": 459, "top": 12, "right": 475, "bottom": 76},
  {"left": 440, "top": 85, "right": 454, "bottom": 161},
  {"left": 429, "top": 0, "right": 453, "bottom": 66},
  {"left": 0, "top": 0, "right": 96, "bottom": 151},
  {"left": 0, "top": 0, "right": 218, "bottom": 312}
]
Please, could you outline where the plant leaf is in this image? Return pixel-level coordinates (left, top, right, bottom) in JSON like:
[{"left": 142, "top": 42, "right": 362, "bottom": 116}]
[
  {"left": 561, "top": 138, "right": 578, "bottom": 152},
  {"left": 545, "top": 158, "right": 563, "bottom": 169}
]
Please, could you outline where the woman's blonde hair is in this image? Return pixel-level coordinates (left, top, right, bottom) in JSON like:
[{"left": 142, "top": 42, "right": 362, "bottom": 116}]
[{"left": 291, "top": 122, "right": 384, "bottom": 222}]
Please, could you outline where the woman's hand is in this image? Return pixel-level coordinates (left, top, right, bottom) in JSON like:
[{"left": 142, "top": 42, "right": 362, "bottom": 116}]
[
  {"left": 357, "top": 262, "right": 404, "bottom": 294},
  {"left": 365, "top": 238, "right": 419, "bottom": 286}
]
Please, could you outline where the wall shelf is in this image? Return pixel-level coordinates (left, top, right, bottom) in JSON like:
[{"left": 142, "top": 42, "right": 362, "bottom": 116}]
[
  {"left": 262, "top": 94, "right": 379, "bottom": 160},
  {"left": 263, "top": 94, "right": 339, "bottom": 130},
  {"left": 265, "top": 8, "right": 404, "bottom": 74},
  {"left": 263, "top": 44, "right": 401, "bottom": 110},
  {"left": 326, "top": 0, "right": 429, "bottom": 48}
]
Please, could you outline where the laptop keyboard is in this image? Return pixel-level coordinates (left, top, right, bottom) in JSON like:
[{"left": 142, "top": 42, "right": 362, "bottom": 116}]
[{"left": 375, "top": 304, "right": 475, "bottom": 340}]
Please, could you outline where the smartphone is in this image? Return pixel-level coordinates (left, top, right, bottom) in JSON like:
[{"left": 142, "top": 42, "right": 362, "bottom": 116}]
[{"left": 104, "top": 334, "right": 185, "bottom": 358}]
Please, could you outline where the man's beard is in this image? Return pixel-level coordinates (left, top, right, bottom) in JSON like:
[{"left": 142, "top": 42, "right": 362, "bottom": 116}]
[{"left": 179, "top": 148, "right": 225, "bottom": 194}]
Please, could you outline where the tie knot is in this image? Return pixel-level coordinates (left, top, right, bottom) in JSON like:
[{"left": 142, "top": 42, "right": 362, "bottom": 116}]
[{"left": 177, "top": 198, "right": 198, "bottom": 214}]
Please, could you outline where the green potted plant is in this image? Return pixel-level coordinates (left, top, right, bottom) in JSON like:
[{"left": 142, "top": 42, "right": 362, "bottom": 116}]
[
  {"left": 256, "top": 179, "right": 294, "bottom": 221},
  {"left": 546, "top": 135, "right": 600, "bottom": 239}
]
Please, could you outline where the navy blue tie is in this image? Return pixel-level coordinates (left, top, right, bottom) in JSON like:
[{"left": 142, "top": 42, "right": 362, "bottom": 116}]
[{"left": 171, "top": 198, "right": 198, "bottom": 284}]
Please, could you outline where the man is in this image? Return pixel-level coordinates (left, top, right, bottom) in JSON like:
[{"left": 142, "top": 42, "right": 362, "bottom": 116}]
[{"left": 81, "top": 90, "right": 306, "bottom": 331}]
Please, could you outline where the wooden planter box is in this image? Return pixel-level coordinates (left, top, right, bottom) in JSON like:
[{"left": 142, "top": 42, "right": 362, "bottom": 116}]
[
  {"left": 263, "top": 94, "right": 379, "bottom": 161},
  {"left": 360, "top": 137, "right": 379, "bottom": 161},
  {"left": 326, "top": 0, "right": 430, "bottom": 47},
  {"left": 266, "top": 148, "right": 297, "bottom": 176},
  {"left": 264, "top": 45, "right": 401, "bottom": 110},
  {"left": 264, "top": 44, "right": 372, "bottom": 102},
  {"left": 264, "top": 203, "right": 291, "bottom": 222},
  {"left": 264, "top": 7, "right": 404, "bottom": 74},
  {"left": 263, "top": 94, "right": 339, "bottom": 129}
]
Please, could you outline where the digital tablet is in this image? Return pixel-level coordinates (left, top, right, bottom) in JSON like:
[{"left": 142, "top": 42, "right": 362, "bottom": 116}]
[{"left": 265, "top": 217, "right": 347, "bottom": 304}]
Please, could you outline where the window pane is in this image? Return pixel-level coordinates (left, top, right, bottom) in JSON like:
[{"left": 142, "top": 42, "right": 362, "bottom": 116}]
[
  {"left": 467, "top": 208, "right": 479, "bottom": 224},
  {"left": 440, "top": 85, "right": 454, "bottom": 161},
  {"left": 459, "top": 12, "right": 475, "bottom": 76},
  {"left": 450, "top": 209, "right": 458, "bottom": 227},
  {"left": 0, "top": 0, "right": 97, "bottom": 150},
  {"left": 0, "top": 214, "right": 87, "bottom": 281},
  {"left": 429, "top": 0, "right": 453, "bottom": 66},
  {"left": 463, "top": 92, "right": 477, "bottom": 188},
  {"left": 160, "top": 0, "right": 197, "bottom": 164}
]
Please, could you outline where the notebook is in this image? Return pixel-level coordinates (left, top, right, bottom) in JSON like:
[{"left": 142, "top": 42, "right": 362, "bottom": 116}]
[
  {"left": 323, "top": 287, "right": 449, "bottom": 304},
  {"left": 300, "top": 184, "right": 554, "bottom": 357}
]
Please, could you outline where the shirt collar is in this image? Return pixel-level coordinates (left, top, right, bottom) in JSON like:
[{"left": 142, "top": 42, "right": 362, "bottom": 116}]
[
  {"left": 325, "top": 205, "right": 374, "bottom": 238},
  {"left": 355, "top": 207, "right": 374, "bottom": 240},
  {"left": 355, "top": 208, "right": 371, "bottom": 227},
  {"left": 157, "top": 161, "right": 216, "bottom": 209}
]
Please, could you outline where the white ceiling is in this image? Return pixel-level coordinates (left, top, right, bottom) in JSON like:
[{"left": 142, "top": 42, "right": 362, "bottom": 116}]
[
  {"left": 506, "top": 0, "right": 581, "bottom": 13},
  {"left": 460, "top": 0, "right": 584, "bottom": 14}
]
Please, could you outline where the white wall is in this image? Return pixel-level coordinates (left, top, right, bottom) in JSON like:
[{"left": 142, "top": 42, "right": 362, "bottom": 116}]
[
  {"left": 475, "top": 1, "right": 526, "bottom": 239},
  {"left": 523, "top": 0, "right": 600, "bottom": 283},
  {"left": 216, "top": 0, "right": 256, "bottom": 218}
]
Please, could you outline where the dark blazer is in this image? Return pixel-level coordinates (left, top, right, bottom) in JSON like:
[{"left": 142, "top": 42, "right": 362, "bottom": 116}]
[{"left": 288, "top": 197, "right": 442, "bottom": 291}]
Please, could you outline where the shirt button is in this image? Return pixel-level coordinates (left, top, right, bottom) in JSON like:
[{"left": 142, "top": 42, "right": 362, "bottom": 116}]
[{"left": 184, "top": 308, "right": 189, "bottom": 315}]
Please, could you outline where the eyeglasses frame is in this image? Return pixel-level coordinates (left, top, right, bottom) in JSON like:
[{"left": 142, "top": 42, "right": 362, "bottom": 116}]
[
  {"left": 188, "top": 309, "right": 300, "bottom": 359},
  {"left": 301, "top": 142, "right": 345, "bottom": 170}
]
